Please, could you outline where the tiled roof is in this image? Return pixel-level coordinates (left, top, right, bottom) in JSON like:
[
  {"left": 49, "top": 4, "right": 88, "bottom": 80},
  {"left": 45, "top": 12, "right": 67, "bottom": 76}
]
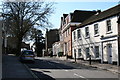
[
  {"left": 79, "top": 4, "right": 120, "bottom": 27},
  {"left": 71, "top": 10, "right": 97, "bottom": 22}
]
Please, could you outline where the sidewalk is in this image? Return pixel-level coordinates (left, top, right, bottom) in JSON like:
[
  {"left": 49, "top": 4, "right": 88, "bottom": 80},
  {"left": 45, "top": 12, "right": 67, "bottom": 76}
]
[
  {"left": 2, "top": 54, "right": 36, "bottom": 80},
  {"left": 56, "top": 56, "right": 120, "bottom": 74}
]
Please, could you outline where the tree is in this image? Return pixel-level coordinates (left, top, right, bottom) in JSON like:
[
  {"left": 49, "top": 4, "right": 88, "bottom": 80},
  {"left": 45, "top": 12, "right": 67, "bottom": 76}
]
[
  {"left": 28, "top": 28, "right": 45, "bottom": 56},
  {"left": 2, "top": 2, "right": 54, "bottom": 55}
]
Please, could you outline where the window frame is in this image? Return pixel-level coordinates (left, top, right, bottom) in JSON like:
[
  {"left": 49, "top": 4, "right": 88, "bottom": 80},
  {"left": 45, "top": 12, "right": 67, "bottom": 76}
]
[
  {"left": 94, "top": 23, "right": 99, "bottom": 36},
  {"left": 77, "top": 29, "right": 81, "bottom": 39},
  {"left": 106, "top": 20, "right": 112, "bottom": 33},
  {"left": 73, "top": 31, "right": 76, "bottom": 41},
  {"left": 95, "top": 46, "right": 99, "bottom": 58},
  {"left": 86, "top": 47, "right": 90, "bottom": 58},
  {"left": 85, "top": 27, "right": 89, "bottom": 38},
  {"left": 78, "top": 48, "right": 81, "bottom": 57}
]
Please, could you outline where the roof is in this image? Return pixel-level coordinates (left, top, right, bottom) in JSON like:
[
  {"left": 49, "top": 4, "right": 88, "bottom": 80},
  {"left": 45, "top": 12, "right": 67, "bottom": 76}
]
[
  {"left": 71, "top": 10, "right": 97, "bottom": 22},
  {"left": 79, "top": 4, "right": 120, "bottom": 27},
  {"left": 63, "top": 14, "right": 68, "bottom": 19}
]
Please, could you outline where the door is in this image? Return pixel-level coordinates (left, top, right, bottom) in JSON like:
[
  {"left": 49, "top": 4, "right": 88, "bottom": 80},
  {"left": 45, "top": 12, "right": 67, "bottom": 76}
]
[{"left": 107, "top": 44, "right": 112, "bottom": 64}]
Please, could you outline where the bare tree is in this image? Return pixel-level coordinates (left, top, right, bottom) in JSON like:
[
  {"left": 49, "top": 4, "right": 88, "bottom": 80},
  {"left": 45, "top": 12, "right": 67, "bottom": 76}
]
[{"left": 2, "top": 1, "right": 54, "bottom": 55}]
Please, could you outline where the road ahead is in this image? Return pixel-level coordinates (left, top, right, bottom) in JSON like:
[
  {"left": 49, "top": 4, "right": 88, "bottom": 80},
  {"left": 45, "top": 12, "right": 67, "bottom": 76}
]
[{"left": 25, "top": 57, "right": 119, "bottom": 80}]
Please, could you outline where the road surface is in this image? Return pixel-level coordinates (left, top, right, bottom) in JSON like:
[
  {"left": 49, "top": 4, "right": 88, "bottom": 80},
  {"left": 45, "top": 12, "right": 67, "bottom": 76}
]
[{"left": 25, "top": 57, "right": 119, "bottom": 80}]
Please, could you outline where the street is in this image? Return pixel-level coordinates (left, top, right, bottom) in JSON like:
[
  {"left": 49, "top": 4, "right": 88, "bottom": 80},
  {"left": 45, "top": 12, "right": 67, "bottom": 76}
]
[{"left": 25, "top": 57, "right": 119, "bottom": 80}]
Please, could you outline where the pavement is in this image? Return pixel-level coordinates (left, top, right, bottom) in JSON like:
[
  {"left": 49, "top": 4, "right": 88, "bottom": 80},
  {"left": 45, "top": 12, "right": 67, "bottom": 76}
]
[
  {"left": 56, "top": 56, "right": 120, "bottom": 75},
  {"left": 2, "top": 54, "right": 120, "bottom": 80},
  {"left": 2, "top": 54, "right": 37, "bottom": 80}
]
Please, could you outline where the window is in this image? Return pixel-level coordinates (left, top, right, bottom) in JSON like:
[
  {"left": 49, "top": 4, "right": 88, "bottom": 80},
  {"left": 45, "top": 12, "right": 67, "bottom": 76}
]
[
  {"left": 64, "top": 32, "right": 65, "bottom": 37},
  {"left": 66, "top": 31, "right": 67, "bottom": 37},
  {"left": 73, "top": 31, "right": 76, "bottom": 41},
  {"left": 95, "top": 46, "right": 99, "bottom": 58},
  {"left": 106, "top": 20, "right": 111, "bottom": 32},
  {"left": 86, "top": 48, "right": 90, "bottom": 58},
  {"left": 94, "top": 24, "right": 99, "bottom": 35},
  {"left": 67, "top": 42, "right": 69, "bottom": 51},
  {"left": 69, "top": 28, "right": 71, "bottom": 34},
  {"left": 85, "top": 27, "right": 89, "bottom": 37},
  {"left": 78, "top": 48, "right": 81, "bottom": 57},
  {"left": 68, "top": 29, "right": 69, "bottom": 35},
  {"left": 77, "top": 29, "right": 81, "bottom": 39},
  {"left": 65, "top": 43, "right": 67, "bottom": 52}
]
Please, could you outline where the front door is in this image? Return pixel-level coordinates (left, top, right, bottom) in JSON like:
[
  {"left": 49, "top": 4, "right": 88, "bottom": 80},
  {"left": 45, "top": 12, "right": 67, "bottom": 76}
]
[{"left": 107, "top": 44, "right": 112, "bottom": 64}]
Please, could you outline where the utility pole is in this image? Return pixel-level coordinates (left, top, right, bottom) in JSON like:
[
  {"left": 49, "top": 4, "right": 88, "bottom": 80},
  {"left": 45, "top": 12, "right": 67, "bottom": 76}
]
[
  {"left": 0, "top": 16, "right": 2, "bottom": 80},
  {"left": 45, "top": 28, "right": 48, "bottom": 56}
]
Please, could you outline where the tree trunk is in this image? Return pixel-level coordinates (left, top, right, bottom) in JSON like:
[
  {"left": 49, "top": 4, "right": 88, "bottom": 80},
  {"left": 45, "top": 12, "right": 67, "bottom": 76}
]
[{"left": 16, "top": 37, "right": 22, "bottom": 56}]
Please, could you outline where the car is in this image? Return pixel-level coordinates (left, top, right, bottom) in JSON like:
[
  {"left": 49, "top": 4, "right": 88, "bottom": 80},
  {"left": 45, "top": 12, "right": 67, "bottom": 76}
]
[{"left": 19, "top": 50, "right": 35, "bottom": 63}]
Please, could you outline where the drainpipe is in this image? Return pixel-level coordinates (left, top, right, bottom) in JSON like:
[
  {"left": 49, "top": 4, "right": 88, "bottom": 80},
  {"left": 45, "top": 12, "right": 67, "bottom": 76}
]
[
  {"left": 117, "top": 15, "right": 120, "bottom": 66},
  {"left": 101, "top": 41, "right": 103, "bottom": 64},
  {"left": 118, "top": 35, "right": 120, "bottom": 66}
]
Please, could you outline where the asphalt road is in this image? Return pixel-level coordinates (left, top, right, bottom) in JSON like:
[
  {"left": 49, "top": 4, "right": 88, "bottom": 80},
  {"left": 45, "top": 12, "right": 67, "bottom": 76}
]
[{"left": 25, "top": 57, "right": 119, "bottom": 80}]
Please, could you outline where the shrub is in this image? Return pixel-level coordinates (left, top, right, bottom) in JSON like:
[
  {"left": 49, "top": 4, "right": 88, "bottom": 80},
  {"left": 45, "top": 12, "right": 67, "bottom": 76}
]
[{"left": 58, "top": 52, "right": 63, "bottom": 57}]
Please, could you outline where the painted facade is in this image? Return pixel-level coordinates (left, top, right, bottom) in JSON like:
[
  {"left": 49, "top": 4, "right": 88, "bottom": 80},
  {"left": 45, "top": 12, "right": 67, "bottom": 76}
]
[
  {"left": 59, "top": 10, "right": 96, "bottom": 58},
  {"left": 52, "top": 41, "right": 64, "bottom": 56},
  {"left": 72, "top": 4, "right": 120, "bottom": 64}
]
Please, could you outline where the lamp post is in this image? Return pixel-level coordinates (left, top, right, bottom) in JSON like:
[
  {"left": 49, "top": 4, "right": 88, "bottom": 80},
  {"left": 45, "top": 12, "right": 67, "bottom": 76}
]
[
  {"left": 0, "top": 16, "right": 2, "bottom": 80},
  {"left": 45, "top": 28, "right": 48, "bottom": 56}
]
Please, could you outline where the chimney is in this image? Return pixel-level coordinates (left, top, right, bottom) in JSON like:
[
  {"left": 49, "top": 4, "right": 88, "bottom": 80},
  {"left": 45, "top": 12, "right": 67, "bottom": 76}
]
[{"left": 95, "top": 10, "right": 101, "bottom": 15}]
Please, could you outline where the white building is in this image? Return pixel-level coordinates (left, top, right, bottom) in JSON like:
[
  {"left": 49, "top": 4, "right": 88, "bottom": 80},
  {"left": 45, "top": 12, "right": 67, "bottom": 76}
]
[
  {"left": 52, "top": 41, "right": 64, "bottom": 56},
  {"left": 72, "top": 4, "right": 120, "bottom": 65}
]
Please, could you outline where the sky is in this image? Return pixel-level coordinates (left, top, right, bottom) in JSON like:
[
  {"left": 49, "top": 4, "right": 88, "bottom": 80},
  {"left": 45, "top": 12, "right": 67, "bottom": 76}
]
[
  {"left": 0, "top": 1, "right": 119, "bottom": 45},
  {"left": 48, "top": 2, "right": 119, "bottom": 31}
]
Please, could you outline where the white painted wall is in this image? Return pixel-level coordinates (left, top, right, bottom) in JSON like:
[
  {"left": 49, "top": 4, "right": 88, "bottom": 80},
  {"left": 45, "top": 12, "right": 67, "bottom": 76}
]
[
  {"left": 52, "top": 42, "right": 63, "bottom": 56},
  {"left": 72, "top": 16, "right": 118, "bottom": 63}
]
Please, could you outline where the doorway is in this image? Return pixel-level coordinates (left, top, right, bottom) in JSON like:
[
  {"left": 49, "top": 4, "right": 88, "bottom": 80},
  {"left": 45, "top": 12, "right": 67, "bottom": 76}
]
[{"left": 107, "top": 44, "right": 112, "bottom": 64}]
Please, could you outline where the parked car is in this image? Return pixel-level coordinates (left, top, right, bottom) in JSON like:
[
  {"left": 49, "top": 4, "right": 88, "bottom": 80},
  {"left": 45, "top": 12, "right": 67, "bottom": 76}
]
[{"left": 19, "top": 50, "right": 35, "bottom": 63}]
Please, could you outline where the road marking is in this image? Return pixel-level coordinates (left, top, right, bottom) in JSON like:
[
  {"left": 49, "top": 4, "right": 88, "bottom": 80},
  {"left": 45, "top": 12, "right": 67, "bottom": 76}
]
[
  {"left": 65, "top": 70, "right": 69, "bottom": 71},
  {"left": 52, "top": 61, "right": 60, "bottom": 63},
  {"left": 74, "top": 73, "right": 85, "bottom": 78}
]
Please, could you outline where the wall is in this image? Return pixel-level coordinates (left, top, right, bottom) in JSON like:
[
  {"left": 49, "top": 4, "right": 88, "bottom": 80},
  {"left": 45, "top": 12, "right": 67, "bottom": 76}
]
[
  {"left": 72, "top": 16, "right": 118, "bottom": 63},
  {"left": 63, "top": 27, "right": 72, "bottom": 57}
]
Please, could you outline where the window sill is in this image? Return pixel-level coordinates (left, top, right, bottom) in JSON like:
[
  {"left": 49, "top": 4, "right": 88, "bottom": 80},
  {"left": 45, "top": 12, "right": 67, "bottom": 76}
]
[
  {"left": 94, "top": 34, "right": 99, "bottom": 37},
  {"left": 106, "top": 31, "right": 112, "bottom": 34},
  {"left": 85, "top": 36, "right": 90, "bottom": 39},
  {"left": 78, "top": 38, "right": 82, "bottom": 40},
  {"left": 74, "top": 40, "right": 77, "bottom": 42}
]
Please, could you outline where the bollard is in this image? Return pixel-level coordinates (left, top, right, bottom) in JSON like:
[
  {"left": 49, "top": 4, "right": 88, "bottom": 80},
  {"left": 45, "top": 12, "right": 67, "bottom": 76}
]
[
  {"left": 75, "top": 53, "right": 76, "bottom": 62},
  {"left": 89, "top": 55, "right": 91, "bottom": 65}
]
